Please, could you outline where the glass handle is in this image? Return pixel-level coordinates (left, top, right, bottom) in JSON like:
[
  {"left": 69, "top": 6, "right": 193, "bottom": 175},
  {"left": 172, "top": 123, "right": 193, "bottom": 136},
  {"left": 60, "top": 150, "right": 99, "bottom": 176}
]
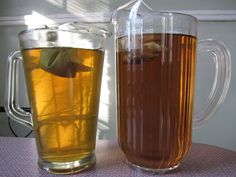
[
  {"left": 194, "top": 39, "right": 231, "bottom": 127},
  {"left": 4, "top": 51, "right": 33, "bottom": 129}
]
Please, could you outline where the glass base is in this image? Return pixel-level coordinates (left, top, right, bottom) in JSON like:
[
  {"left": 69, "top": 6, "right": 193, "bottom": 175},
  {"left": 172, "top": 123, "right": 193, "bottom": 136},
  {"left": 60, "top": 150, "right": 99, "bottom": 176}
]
[
  {"left": 126, "top": 159, "right": 180, "bottom": 174},
  {"left": 38, "top": 154, "right": 95, "bottom": 174}
]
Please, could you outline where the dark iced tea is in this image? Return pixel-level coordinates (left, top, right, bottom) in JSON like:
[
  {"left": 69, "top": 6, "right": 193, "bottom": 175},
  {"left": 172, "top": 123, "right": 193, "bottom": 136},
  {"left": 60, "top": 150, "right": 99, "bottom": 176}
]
[{"left": 116, "top": 33, "right": 197, "bottom": 169}]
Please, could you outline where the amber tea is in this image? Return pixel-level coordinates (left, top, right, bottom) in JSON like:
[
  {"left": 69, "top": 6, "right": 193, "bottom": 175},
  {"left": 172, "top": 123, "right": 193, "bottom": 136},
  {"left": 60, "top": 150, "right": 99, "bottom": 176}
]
[{"left": 116, "top": 33, "right": 197, "bottom": 169}]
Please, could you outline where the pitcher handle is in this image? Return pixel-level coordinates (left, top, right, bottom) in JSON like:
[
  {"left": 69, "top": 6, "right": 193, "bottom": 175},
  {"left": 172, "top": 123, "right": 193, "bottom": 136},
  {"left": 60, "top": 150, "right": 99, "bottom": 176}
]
[
  {"left": 194, "top": 39, "right": 231, "bottom": 127},
  {"left": 4, "top": 51, "right": 33, "bottom": 129}
]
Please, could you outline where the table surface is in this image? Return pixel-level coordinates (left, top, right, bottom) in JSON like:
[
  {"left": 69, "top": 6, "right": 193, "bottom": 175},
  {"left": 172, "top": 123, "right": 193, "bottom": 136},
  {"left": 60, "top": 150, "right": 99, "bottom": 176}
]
[{"left": 0, "top": 137, "right": 236, "bottom": 177}]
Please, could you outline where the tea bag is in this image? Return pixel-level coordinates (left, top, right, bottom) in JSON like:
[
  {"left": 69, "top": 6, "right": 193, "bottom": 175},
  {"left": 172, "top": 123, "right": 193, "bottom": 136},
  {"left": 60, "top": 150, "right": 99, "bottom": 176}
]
[
  {"left": 40, "top": 48, "right": 93, "bottom": 77},
  {"left": 40, "top": 48, "right": 73, "bottom": 77},
  {"left": 112, "top": 0, "right": 165, "bottom": 62},
  {"left": 39, "top": 24, "right": 94, "bottom": 77}
]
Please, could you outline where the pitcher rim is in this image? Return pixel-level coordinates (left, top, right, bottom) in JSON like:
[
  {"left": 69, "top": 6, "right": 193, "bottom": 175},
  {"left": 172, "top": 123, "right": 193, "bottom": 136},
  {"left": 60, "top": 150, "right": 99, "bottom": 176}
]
[
  {"left": 18, "top": 22, "right": 112, "bottom": 38},
  {"left": 112, "top": 10, "right": 198, "bottom": 23}
]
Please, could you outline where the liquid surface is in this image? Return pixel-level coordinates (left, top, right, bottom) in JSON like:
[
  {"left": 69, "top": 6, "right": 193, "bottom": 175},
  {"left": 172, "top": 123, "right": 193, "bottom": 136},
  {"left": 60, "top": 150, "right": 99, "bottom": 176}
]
[
  {"left": 23, "top": 47, "right": 104, "bottom": 162},
  {"left": 116, "top": 33, "right": 197, "bottom": 169}
]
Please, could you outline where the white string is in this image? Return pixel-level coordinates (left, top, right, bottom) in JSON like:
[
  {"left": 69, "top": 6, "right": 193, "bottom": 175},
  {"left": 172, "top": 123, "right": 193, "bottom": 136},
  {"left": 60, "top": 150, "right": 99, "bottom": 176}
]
[
  {"left": 141, "top": 0, "right": 153, "bottom": 11},
  {"left": 129, "top": 0, "right": 142, "bottom": 19},
  {"left": 116, "top": 0, "right": 137, "bottom": 11}
]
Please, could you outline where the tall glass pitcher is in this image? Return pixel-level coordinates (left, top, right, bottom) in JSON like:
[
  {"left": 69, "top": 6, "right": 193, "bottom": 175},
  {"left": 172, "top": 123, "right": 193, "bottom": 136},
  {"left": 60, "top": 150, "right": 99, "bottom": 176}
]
[
  {"left": 112, "top": 0, "right": 231, "bottom": 173},
  {"left": 5, "top": 23, "right": 110, "bottom": 174}
]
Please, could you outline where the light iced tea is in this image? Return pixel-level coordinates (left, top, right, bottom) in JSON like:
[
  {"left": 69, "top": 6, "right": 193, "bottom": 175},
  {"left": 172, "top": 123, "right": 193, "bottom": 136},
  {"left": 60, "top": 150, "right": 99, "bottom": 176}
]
[{"left": 22, "top": 47, "right": 104, "bottom": 163}]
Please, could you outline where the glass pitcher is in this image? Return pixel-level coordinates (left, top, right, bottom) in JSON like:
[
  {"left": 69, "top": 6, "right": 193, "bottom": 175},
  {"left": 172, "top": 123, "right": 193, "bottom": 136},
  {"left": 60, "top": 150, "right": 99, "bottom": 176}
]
[
  {"left": 112, "top": 0, "right": 231, "bottom": 173},
  {"left": 4, "top": 23, "right": 110, "bottom": 174}
]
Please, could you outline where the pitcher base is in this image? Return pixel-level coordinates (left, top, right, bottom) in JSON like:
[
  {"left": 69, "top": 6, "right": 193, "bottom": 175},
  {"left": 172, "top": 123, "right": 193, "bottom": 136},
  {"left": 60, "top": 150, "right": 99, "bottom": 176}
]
[
  {"left": 38, "top": 154, "right": 95, "bottom": 174},
  {"left": 126, "top": 159, "right": 180, "bottom": 174}
]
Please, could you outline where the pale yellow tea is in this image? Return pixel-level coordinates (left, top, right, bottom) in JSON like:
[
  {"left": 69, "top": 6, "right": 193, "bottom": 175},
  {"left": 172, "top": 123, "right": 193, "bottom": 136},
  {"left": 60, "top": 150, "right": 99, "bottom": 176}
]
[{"left": 22, "top": 47, "right": 104, "bottom": 163}]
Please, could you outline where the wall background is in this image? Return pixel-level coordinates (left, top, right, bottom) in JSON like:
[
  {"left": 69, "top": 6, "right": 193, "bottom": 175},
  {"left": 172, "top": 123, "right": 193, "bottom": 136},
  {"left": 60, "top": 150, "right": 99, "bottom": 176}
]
[{"left": 0, "top": 0, "right": 236, "bottom": 151}]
